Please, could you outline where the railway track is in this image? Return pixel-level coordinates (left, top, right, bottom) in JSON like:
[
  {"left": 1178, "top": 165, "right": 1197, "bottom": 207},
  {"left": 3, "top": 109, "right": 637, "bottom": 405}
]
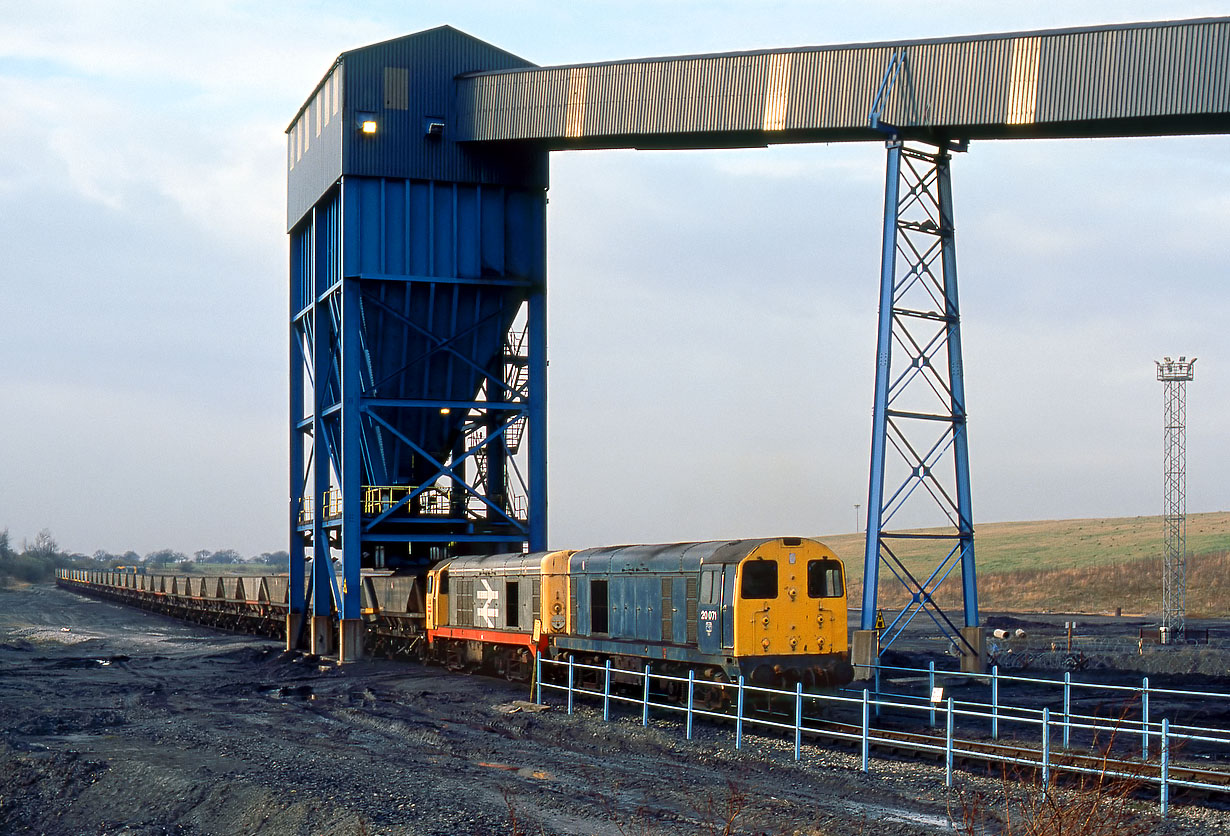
[
  {"left": 58, "top": 575, "right": 1230, "bottom": 810},
  {"left": 807, "top": 718, "right": 1230, "bottom": 798},
  {"left": 541, "top": 672, "right": 1230, "bottom": 813}
]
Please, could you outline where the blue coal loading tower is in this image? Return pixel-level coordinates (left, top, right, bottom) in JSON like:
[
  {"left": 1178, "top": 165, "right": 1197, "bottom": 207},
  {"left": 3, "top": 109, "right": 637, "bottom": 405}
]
[
  {"left": 286, "top": 28, "right": 549, "bottom": 658},
  {"left": 288, "top": 17, "right": 1230, "bottom": 663}
]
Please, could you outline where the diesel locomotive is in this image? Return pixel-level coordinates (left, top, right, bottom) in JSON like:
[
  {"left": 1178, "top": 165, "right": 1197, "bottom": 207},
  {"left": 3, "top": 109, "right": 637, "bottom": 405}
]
[
  {"left": 58, "top": 536, "right": 853, "bottom": 691},
  {"left": 424, "top": 537, "right": 853, "bottom": 690}
]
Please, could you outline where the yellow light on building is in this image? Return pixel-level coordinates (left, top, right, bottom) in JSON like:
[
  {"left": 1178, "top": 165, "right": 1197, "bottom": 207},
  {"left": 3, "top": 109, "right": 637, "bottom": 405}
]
[{"left": 361, "top": 120, "right": 378, "bottom": 134}]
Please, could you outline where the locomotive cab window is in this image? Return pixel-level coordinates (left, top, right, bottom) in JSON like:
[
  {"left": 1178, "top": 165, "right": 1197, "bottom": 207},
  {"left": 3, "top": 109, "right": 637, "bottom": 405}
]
[
  {"left": 438, "top": 570, "right": 449, "bottom": 594},
  {"left": 807, "top": 559, "right": 844, "bottom": 598},
  {"left": 740, "top": 560, "right": 778, "bottom": 599},
  {"left": 700, "top": 568, "right": 716, "bottom": 604}
]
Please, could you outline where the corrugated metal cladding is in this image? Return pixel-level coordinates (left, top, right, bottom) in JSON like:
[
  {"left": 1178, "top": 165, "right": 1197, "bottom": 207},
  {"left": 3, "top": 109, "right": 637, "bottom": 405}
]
[
  {"left": 287, "top": 26, "right": 549, "bottom": 230},
  {"left": 455, "top": 17, "right": 1230, "bottom": 147},
  {"left": 339, "top": 174, "right": 543, "bottom": 487},
  {"left": 287, "top": 65, "right": 344, "bottom": 228},
  {"left": 342, "top": 176, "right": 544, "bottom": 281}
]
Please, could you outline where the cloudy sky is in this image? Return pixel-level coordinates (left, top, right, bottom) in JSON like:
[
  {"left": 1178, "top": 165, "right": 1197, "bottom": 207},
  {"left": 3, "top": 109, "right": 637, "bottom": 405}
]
[{"left": 2, "top": 1, "right": 1227, "bottom": 557}]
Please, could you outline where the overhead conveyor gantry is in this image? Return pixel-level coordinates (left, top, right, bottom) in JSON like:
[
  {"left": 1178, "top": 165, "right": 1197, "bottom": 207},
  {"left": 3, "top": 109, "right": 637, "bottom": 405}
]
[{"left": 286, "top": 18, "right": 1230, "bottom": 663}]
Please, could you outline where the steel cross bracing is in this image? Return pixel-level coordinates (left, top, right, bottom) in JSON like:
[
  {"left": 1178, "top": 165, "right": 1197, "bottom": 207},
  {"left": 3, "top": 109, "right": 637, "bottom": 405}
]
[
  {"left": 288, "top": 181, "right": 546, "bottom": 654},
  {"left": 1158, "top": 359, "right": 1195, "bottom": 640},
  {"left": 861, "top": 141, "right": 978, "bottom": 660}
]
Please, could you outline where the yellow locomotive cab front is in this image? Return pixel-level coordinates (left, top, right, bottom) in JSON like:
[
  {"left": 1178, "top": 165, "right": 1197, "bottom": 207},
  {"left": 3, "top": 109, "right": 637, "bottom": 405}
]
[{"left": 732, "top": 539, "right": 850, "bottom": 684}]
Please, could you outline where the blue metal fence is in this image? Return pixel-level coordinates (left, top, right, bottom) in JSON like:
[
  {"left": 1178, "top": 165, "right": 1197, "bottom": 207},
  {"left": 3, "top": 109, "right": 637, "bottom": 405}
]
[{"left": 535, "top": 656, "right": 1230, "bottom": 817}]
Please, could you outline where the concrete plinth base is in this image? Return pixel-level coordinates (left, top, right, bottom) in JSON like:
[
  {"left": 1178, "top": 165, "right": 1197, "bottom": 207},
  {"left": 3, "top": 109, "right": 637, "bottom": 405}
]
[
  {"left": 338, "top": 619, "right": 364, "bottom": 664},
  {"left": 851, "top": 629, "right": 880, "bottom": 680},
  {"left": 310, "top": 616, "right": 335, "bottom": 656},
  {"left": 960, "top": 625, "right": 987, "bottom": 673},
  {"left": 285, "top": 613, "right": 305, "bottom": 652}
]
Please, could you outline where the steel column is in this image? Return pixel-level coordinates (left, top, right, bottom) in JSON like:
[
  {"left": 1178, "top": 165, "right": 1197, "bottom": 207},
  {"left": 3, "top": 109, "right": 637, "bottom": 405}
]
[
  {"left": 861, "top": 141, "right": 902, "bottom": 626},
  {"left": 310, "top": 200, "right": 338, "bottom": 654},
  {"left": 936, "top": 154, "right": 978, "bottom": 626},
  {"left": 338, "top": 270, "right": 363, "bottom": 655},
  {"left": 527, "top": 251, "right": 548, "bottom": 551},
  {"left": 288, "top": 225, "right": 307, "bottom": 647}
]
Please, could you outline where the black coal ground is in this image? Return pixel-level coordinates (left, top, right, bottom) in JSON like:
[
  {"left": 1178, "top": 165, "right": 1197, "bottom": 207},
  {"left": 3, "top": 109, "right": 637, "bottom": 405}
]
[{"left": 1, "top": 585, "right": 1226, "bottom": 836}]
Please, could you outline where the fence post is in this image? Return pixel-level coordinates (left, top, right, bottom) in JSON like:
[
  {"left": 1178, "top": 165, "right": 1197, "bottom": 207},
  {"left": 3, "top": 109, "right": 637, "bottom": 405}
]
[
  {"left": 736, "top": 675, "right": 745, "bottom": 749},
  {"left": 794, "top": 682, "right": 803, "bottom": 761},
  {"left": 991, "top": 665, "right": 999, "bottom": 739},
  {"left": 1063, "top": 671, "right": 1071, "bottom": 749},
  {"left": 929, "top": 661, "right": 936, "bottom": 727},
  {"left": 535, "top": 654, "right": 543, "bottom": 705},
  {"left": 1142, "top": 676, "right": 1150, "bottom": 760},
  {"left": 861, "top": 688, "right": 870, "bottom": 773},
  {"left": 642, "top": 663, "right": 651, "bottom": 726},
  {"left": 945, "top": 696, "right": 955, "bottom": 788},
  {"left": 874, "top": 665, "right": 882, "bottom": 719},
  {"left": 603, "top": 660, "right": 611, "bottom": 721},
  {"left": 567, "top": 656, "right": 574, "bottom": 715},
  {"left": 1041, "top": 707, "right": 1051, "bottom": 790},
  {"left": 1160, "top": 717, "right": 1170, "bottom": 817},
  {"left": 686, "top": 670, "right": 695, "bottom": 740}
]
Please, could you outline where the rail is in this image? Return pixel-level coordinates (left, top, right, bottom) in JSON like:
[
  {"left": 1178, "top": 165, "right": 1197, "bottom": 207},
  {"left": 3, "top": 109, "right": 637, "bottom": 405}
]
[
  {"left": 854, "top": 660, "right": 1230, "bottom": 757},
  {"left": 534, "top": 656, "right": 1230, "bottom": 817}
]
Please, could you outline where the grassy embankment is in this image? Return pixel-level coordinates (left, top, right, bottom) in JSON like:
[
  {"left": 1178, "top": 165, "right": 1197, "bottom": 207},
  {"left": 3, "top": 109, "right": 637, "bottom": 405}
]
[{"left": 822, "top": 511, "right": 1230, "bottom": 617}]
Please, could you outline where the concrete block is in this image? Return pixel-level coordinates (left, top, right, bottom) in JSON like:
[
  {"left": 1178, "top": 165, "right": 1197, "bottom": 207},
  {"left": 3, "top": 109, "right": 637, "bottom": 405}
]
[
  {"left": 310, "top": 616, "right": 335, "bottom": 656},
  {"left": 851, "top": 629, "right": 879, "bottom": 680},
  {"left": 338, "top": 619, "right": 364, "bottom": 664},
  {"left": 960, "top": 625, "right": 987, "bottom": 673}
]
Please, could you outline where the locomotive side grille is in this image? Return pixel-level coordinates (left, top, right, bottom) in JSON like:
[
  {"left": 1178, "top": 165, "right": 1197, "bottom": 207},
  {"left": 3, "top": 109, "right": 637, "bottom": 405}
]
[
  {"left": 660, "top": 577, "right": 672, "bottom": 644},
  {"left": 686, "top": 577, "right": 698, "bottom": 644},
  {"left": 531, "top": 576, "right": 541, "bottom": 625},
  {"left": 570, "top": 576, "right": 578, "bottom": 635},
  {"left": 455, "top": 579, "right": 473, "bottom": 627}
]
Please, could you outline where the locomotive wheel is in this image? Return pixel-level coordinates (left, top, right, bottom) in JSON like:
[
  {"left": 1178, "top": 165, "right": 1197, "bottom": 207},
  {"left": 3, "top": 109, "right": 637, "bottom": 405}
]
[
  {"left": 660, "top": 673, "right": 683, "bottom": 702},
  {"left": 697, "top": 668, "right": 731, "bottom": 712},
  {"left": 505, "top": 649, "right": 530, "bottom": 682},
  {"left": 444, "top": 643, "right": 465, "bottom": 671}
]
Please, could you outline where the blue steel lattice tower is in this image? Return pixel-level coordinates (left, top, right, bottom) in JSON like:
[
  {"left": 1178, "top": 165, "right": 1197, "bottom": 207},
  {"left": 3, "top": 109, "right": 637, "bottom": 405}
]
[{"left": 286, "top": 28, "right": 549, "bottom": 661}]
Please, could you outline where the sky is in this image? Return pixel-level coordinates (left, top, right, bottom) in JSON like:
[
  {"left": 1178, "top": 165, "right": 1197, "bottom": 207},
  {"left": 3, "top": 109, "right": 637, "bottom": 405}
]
[{"left": 1, "top": 1, "right": 1228, "bottom": 558}]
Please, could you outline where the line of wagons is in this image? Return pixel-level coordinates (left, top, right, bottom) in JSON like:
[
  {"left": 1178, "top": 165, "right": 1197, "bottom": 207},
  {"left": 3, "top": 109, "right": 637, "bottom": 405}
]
[{"left": 57, "top": 536, "right": 854, "bottom": 693}]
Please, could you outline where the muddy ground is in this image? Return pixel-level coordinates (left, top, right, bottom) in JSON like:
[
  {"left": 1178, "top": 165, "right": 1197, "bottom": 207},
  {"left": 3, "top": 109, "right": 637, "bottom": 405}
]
[{"left": 2, "top": 585, "right": 1228, "bottom": 836}]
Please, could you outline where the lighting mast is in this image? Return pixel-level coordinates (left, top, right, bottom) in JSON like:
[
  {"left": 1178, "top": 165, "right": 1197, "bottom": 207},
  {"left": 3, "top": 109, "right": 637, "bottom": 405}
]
[{"left": 1155, "top": 356, "right": 1196, "bottom": 644}]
